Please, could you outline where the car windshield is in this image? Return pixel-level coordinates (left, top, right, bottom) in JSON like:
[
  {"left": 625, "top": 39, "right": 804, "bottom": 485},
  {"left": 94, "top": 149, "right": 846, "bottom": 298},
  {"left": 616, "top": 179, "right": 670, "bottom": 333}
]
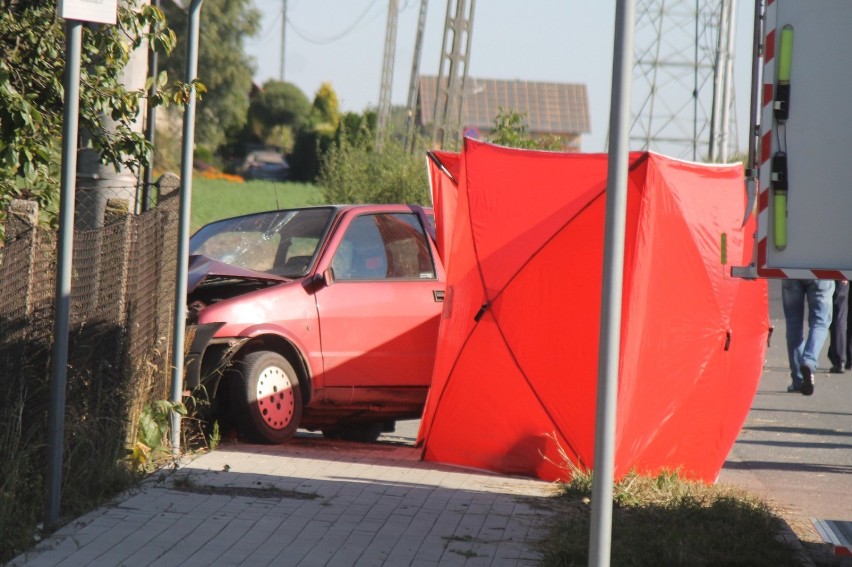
[{"left": 190, "top": 208, "right": 335, "bottom": 277}]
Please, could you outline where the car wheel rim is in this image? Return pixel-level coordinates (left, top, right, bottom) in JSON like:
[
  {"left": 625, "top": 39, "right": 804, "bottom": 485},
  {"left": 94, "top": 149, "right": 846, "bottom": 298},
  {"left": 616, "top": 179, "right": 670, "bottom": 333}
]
[{"left": 255, "top": 365, "right": 295, "bottom": 430}]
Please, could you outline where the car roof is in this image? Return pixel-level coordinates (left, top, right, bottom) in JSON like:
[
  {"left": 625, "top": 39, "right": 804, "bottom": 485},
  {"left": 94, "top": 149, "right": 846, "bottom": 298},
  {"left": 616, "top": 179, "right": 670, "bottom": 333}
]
[{"left": 195, "top": 204, "right": 434, "bottom": 230}]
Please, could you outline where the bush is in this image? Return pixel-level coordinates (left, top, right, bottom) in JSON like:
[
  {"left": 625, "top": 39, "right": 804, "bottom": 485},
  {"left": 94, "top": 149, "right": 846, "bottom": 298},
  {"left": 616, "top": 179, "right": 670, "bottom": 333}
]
[
  {"left": 288, "top": 129, "right": 334, "bottom": 182},
  {"left": 318, "top": 130, "right": 430, "bottom": 206}
]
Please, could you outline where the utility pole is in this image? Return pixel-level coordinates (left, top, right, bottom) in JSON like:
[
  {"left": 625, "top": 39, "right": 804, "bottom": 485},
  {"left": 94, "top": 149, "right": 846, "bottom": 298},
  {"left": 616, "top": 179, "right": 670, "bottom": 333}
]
[
  {"left": 376, "top": 0, "right": 399, "bottom": 149},
  {"left": 709, "top": 0, "right": 736, "bottom": 162},
  {"left": 404, "top": 0, "right": 429, "bottom": 151},
  {"left": 279, "top": 0, "right": 287, "bottom": 81},
  {"left": 719, "top": 0, "right": 737, "bottom": 162},
  {"left": 431, "top": 0, "right": 475, "bottom": 150}
]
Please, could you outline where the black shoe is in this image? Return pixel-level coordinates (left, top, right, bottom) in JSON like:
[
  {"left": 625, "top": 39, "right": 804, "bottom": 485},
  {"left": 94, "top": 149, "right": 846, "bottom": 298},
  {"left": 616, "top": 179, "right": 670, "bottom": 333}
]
[
  {"left": 845, "top": 362, "right": 851, "bottom": 370},
  {"left": 787, "top": 384, "right": 801, "bottom": 393},
  {"left": 830, "top": 365, "right": 846, "bottom": 374},
  {"left": 800, "top": 365, "right": 815, "bottom": 396}
]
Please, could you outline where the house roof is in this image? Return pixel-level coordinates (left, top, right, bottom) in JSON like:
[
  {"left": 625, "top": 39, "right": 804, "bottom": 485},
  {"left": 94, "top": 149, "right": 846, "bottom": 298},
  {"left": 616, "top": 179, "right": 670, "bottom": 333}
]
[{"left": 417, "top": 76, "right": 591, "bottom": 135}]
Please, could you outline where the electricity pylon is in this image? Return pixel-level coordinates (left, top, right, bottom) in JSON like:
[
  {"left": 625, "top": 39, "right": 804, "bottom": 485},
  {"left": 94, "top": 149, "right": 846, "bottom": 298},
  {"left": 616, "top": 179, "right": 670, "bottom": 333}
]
[
  {"left": 405, "top": 0, "right": 429, "bottom": 151},
  {"left": 630, "top": 0, "right": 739, "bottom": 161},
  {"left": 431, "top": 0, "right": 475, "bottom": 150},
  {"left": 376, "top": 0, "right": 399, "bottom": 148}
]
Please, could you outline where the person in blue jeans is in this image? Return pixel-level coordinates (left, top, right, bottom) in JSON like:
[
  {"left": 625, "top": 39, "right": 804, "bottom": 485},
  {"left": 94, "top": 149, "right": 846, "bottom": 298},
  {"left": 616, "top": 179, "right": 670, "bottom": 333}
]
[
  {"left": 827, "top": 280, "right": 850, "bottom": 373},
  {"left": 782, "top": 279, "right": 834, "bottom": 395}
]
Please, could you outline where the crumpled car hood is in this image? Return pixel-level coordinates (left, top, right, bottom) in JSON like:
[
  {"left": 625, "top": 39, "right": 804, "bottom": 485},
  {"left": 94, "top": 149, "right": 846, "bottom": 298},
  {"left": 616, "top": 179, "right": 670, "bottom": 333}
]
[{"left": 188, "top": 254, "right": 289, "bottom": 293}]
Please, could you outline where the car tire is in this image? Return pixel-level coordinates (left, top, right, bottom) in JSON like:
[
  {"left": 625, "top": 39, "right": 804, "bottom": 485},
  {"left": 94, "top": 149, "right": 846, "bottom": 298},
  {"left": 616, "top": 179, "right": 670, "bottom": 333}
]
[{"left": 232, "top": 351, "right": 302, "bottom": 443}]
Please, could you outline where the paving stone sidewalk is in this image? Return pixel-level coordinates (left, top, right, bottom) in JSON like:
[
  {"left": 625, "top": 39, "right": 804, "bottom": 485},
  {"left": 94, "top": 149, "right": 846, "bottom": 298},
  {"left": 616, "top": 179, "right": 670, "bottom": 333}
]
[{"left": 10, "top": 432, "right": 558, "bottom": 567}]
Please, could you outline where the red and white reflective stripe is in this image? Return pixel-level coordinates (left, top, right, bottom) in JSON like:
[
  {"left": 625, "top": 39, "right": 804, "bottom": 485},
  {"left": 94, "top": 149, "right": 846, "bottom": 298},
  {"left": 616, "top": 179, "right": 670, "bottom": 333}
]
[{"left": 756, "top": 0, "right": 785, "bottom": 277}]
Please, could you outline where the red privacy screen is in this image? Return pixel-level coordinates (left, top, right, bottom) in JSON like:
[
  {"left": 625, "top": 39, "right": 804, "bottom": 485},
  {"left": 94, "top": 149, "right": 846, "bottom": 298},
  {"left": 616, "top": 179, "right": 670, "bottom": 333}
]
[{"left": 420, "top": 139, "right": 768, "bottom": 483}]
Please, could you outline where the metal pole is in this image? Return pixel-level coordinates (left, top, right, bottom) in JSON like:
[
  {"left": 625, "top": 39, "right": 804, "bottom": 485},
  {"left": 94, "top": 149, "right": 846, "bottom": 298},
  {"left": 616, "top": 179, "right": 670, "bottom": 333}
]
[
  {"left": 376, "top": 0, "right": 400, "bottom": 149},
  {"left": 709, "top": 0, "right": 730, "bottom": 162},
  {"left": 746, "top": 0, "right": 764, "bottom": 175},
  {"left": 693, "top": 0, "right": 699, "bottom": 161},
  {"left": 170, "top": 0, "right": 203, "bottom": 455},
  {"left": 47, "top": 19, "right": 83, "bottom": 528},
  {"left": 279, "top": 0, "right": 287, "bottom": 81},
  {"left": 719, "top": 0, "right": 738, "bottom": 162},
  {"left": 142, "top": 0, "right": 161, "bottom": 212},
  {"left": 588, "top": 0, "right": 635, "bottom": 565},
  {"left": 404, "top": 0, "right": 429, "bottom": 152}
]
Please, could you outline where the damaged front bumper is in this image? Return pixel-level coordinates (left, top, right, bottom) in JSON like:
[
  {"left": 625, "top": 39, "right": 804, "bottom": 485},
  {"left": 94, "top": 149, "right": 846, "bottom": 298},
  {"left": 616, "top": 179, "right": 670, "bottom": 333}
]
[{"left": 184, "top": 322, "right": 248, "bottom": 392}]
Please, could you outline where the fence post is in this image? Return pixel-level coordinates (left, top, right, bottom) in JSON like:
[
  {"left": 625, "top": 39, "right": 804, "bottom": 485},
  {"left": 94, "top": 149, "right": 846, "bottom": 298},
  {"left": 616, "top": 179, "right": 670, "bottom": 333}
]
[
  {"left": 2, "top": 200, "right": 40, "bottom": 318},
  {"left": 155, "top": 173, "right": 180, "bottom": 375},
  {"left": 100, "top": 196, "right": 134, "bottom": 341}
]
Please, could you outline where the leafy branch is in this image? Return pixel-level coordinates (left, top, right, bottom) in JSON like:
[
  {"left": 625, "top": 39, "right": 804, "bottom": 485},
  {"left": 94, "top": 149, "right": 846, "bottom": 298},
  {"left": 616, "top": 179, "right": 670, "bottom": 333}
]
[{"left": 0, "top": 0, "right": 199, "bottom": 231}]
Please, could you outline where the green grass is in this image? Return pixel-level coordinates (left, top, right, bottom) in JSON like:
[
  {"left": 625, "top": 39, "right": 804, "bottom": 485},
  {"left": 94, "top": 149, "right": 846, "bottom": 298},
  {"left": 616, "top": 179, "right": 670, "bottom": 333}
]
[
  {"left": 190, "top": 178, "right": 324, "bottom": 233},
  {"left": 540, "top": 470, "right": 805, "bottom": 566}
]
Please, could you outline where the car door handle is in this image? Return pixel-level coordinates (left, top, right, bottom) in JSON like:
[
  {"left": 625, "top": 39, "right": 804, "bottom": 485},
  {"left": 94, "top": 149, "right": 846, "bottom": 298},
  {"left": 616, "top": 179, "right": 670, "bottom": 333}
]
[{"left": 433, "top": 290, "right": 445, "bottom": 302}]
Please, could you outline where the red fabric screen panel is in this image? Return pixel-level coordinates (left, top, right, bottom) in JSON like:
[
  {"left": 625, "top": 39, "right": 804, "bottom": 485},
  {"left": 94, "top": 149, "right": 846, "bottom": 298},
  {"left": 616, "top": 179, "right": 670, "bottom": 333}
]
[{"left": 420, "top": 140, "right": 768, "bottom": 484}]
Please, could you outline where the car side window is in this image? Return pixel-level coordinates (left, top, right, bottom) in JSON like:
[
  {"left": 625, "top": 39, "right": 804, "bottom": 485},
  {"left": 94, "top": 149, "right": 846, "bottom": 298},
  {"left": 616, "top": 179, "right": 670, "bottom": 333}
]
[{"left": 331, "top": 213, "right": 436, "bottom": 281}]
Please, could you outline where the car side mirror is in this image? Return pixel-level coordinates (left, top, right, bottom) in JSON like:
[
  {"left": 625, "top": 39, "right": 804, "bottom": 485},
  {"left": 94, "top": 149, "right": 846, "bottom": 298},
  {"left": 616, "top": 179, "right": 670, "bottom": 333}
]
[{"left": 303, "top": 269, "right": 334, "bottom": 294}]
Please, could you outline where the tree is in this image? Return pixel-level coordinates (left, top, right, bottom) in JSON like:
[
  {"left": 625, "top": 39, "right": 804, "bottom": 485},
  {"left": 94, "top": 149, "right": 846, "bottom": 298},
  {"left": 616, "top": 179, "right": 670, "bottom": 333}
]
[
  {"left": 247, "top": 80, "right": 311, "bottom": 152},
  {"left": 160, "top": 0, "right": 260, "bottom": 154},
  {"left": 0, "top": 0, "right": 179, "bottom": 229},
  {"left": 288, "top": 83, "right": 345, "bottom": 182},
  {"left": 310, "top": 82, "right": 341, "bottom": 132},
  {"left": 488, "top": 107, "right": 564, "bottom": 151}
]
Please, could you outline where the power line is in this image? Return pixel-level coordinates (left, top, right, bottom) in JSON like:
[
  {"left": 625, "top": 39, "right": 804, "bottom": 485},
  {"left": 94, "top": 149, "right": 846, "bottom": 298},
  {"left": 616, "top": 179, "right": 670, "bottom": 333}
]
[{"left": 286, "top": 0, "right": 383, "bottom": 45}]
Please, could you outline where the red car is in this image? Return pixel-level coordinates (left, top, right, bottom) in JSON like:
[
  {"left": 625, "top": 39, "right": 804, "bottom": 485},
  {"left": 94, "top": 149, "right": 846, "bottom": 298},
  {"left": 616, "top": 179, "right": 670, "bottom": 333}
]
[{"left": 185, "top": 205, "right": 445, "bottom": 443}]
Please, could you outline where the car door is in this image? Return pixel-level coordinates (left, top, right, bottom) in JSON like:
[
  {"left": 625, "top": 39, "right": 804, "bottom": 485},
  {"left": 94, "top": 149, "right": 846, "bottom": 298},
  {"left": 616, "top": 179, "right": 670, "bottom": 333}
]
[{"left": 316, "top": 210, "right": 444, "bottom": 388}]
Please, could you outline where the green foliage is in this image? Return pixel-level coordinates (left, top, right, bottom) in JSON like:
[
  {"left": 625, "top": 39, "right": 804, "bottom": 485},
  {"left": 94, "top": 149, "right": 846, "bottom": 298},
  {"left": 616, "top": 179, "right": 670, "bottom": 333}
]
[
  {"left": 247, "top": 80, "right": 311, "bottom": 150},
  {"left": 160, "top": 0, "right": 260, "bottom": 153},
  {"left": 290, "top": 128, "right": 336, "bottom": 182},
  {"left": 0, "top": 0, "right": 182, "bottom": 232},
  {"left": 286, "top": 83, "right": 346, "bottom": 182},
  {"left": 488, "top": 107, "right": 565, "bottom": 151},
  {"left": 209, "top": 421, "right": 221, "bottom": 451},
  {"left": 339, "top": 111, "right": 371, "bottom": 142},
  {"left": 132, "top": 400, "right": 186, "bottom": 471},
  {"left": 310, "top": 82, "right": 341, "bottom": 130},
  {"left": 318, "top": 122, "right": 430, "bottom": 206}
]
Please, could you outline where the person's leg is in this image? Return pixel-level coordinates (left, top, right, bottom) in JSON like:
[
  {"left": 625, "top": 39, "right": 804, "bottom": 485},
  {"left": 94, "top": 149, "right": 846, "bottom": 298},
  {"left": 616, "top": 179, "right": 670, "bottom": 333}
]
[
  {"left": 801, "top": 279, "right": 835, "bottom": 395},
  {"left": 846, "top": 289, "right": 852, "bottom": 369},
  {"left": 830, "top": 281, "right": 849, "bottom": 372},
  {"left": 827, "top": 281, "right": 848, "bottom": 370},
  {"left": 782, "top": 279, "right": 806, "bottom": 389}
]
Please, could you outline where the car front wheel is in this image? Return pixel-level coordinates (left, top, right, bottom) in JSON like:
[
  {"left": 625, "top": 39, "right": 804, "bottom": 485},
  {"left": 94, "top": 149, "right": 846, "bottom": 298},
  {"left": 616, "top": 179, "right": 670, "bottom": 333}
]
[{"left": 232, "top": 351, "right": 302, "bottom": 443}]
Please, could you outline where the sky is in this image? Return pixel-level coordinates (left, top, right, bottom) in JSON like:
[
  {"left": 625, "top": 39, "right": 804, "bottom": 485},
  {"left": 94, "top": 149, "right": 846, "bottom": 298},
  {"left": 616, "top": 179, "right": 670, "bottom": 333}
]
[{"left": 244, "top": 0, "right": 756, "bottom": 156}]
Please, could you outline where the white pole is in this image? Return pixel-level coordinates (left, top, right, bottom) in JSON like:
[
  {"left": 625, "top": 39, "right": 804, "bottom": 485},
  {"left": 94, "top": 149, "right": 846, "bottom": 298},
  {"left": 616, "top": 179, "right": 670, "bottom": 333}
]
[
  {"left": 589, "top": 0, "right": 635, "bottom": 565},
  {"left": 720, "top": 0, "right": 738, "bottom": 162},
  {"left": 46, "top": 19, "right": 83, "bottom": 528},
  {"left": 170, "top": 0, "right": 204, "bottom": 455}
]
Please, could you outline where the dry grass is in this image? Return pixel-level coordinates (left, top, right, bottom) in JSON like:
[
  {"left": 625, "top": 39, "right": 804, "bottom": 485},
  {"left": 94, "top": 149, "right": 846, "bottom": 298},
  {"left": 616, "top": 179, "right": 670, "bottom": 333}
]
[{"left": 540, "top": 469, "right": 808, "bottom": 566}]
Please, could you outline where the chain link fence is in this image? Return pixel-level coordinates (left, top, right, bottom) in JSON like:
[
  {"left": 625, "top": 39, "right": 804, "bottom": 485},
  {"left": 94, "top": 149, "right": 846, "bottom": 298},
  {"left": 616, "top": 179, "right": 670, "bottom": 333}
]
[{"left": 0, "top": 175, "right": 180, "bottom": 555}]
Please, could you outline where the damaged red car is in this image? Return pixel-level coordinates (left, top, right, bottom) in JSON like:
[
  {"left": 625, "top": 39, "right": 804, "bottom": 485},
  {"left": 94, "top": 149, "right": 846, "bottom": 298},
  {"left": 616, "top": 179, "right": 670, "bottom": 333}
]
[{"left": 185, "top": 205, "right": 445, "bottom": 443}]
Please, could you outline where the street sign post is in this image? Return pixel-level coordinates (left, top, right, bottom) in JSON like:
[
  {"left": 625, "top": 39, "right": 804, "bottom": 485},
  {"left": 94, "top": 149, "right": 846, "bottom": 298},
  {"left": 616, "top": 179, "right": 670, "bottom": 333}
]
[{"left": 47, "top": 0, "right": 118, "bottom": 528}]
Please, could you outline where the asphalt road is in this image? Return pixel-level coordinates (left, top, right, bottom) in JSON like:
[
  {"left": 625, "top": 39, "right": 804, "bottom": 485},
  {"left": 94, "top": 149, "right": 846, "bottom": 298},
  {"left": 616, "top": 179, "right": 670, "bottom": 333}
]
[{"left": 718, "top": 279, "right": 852, "bottom": 564}]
